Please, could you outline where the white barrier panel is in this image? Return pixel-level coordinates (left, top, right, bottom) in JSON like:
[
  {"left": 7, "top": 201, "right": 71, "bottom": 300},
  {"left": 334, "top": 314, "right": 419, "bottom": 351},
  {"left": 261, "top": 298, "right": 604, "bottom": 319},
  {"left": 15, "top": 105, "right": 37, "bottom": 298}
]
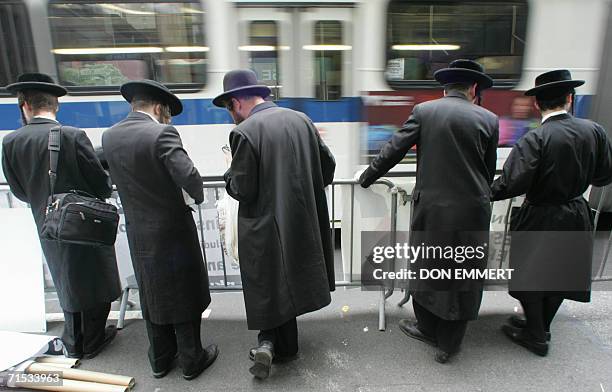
[{"left": 0, "top": 209, "right": 46, "bottom": 332}]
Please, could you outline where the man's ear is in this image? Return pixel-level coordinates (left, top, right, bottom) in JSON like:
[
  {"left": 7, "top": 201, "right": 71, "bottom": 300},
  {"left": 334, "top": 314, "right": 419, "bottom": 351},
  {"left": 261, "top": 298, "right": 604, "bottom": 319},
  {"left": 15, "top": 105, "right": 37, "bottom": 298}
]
[
  {"left": 534, "top": 100, "right": 541, "bottom": 112},
  {"left": 470, "top": 83, "right": 478, "bottom": 96},
  {"left": 153, "top": 103, "right": 162, "bottom": 117}
]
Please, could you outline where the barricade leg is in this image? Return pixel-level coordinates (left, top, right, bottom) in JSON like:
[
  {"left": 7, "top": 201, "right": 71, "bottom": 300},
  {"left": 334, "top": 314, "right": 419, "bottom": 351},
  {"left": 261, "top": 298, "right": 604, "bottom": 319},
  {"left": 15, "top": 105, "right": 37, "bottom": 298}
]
[
  {"left": 597, "top": 229, "right": 612, "bottom": 278},
  {"left": 117, "top": 288, "right": 130, "bottom": 330},
  {"left": 398, "top": 290, "right": 410, "bottom": 307},
  {"left": 378, "top": 288, "right": 386, "bottom": 331}
]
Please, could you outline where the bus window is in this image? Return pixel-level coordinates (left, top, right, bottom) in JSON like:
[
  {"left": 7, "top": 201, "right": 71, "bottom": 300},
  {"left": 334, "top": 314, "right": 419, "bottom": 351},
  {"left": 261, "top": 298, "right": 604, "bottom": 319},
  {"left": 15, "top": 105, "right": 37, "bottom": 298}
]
[
  {"left": 310, "top": 20, "right": 345, "bottom": 100},
  {"left": 47, "top": 1, "right": 207, "bottom": 90},
  {"left": 242, "top": 21, "right": 282, "bottom": 100},
  {"left": 0, "top": 1, "right": 36, "bottom": 90},
  {"left": 386, "top": 1, "right": 528, "bottom": 88}
]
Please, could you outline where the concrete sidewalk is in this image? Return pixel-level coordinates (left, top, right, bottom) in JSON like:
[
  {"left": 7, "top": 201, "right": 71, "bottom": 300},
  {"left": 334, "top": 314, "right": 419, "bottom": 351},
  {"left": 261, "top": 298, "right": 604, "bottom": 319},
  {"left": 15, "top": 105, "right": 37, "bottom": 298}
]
[{"left": 21, "top": 288, "right": 612, "bottom": 392}]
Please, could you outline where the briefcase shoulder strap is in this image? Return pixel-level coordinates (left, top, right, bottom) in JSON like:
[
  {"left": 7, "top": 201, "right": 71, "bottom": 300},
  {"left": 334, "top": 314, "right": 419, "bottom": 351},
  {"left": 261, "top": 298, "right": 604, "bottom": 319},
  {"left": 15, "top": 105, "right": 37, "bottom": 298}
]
[{"left": 48, "top": 125, "right": 62, "bottom": 200}]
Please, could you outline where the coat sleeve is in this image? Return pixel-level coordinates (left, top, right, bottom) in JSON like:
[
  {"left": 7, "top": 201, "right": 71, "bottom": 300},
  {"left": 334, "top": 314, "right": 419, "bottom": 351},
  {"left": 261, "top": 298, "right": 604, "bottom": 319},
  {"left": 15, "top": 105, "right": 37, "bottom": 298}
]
[
  {"left": 224, "top": 130, "right": 258, "bottom": 204},
  {"left": 1, "top": 142, "right": 28, "bottom": 202},
  {"left": 156, "top": 125, "right": 204, "bottom": 204},
  {"left": 316, "top": 128, "right": 336, "bottom": 186},
  {"left": 591, "top": 124, "right": 612, "bottom": 187},
  {"left": 490, "top": 131, "right": 541, "bottom": 201},
  {"left": 486, "top": 117, "right": 500, "bottom": 184},
  {"left": 75, "top": 131, "right": 112, "bottom": 199},
  {"left": 359, "top": 105, "right": 421, "bottom": 188}
]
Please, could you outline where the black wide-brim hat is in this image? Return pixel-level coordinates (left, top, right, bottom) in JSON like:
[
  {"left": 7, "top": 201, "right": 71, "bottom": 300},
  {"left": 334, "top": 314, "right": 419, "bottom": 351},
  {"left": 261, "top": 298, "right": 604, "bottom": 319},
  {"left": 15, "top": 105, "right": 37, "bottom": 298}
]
[
  {"left": 6, "top": 73, "right": 67, "bottom": 97},
  {"left": 213, "top": 69, "right": 271, "bottom": 107},
  {"left": 120, "top": 80, "right": 183, "bottom": 116},
  {"left": 524, "top": 69, "right": 585, "bottom": 97},
  {"left": 434, "top": 59, "right": 493, "bottom": 90}
]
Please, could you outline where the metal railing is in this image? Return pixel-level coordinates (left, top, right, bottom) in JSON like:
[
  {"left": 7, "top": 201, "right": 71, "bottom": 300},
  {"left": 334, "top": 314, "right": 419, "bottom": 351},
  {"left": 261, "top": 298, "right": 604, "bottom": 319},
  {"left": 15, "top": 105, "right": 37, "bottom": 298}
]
[
  {"left": 194, "top": 178, "right": 408, "bottom": 332},
  {"left": 1, "top": 177, "right": 611, "bottom": 332}
]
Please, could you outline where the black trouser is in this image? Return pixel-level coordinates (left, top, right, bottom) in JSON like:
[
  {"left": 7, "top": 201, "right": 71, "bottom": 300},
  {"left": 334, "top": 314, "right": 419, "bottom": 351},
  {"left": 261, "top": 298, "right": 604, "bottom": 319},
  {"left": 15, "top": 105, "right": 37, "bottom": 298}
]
[
  {"left": 413, "top": 300, "right": 468, "bottom": 354},
  {"left": 62, "top": 303, "right": 111, "bottom": 355},
  {"left": 145, "top": 318, "right": 204, "bottom": 374},
  {"left": 520, "top": 296, "right": 564, "bottom": 342},
  {"left": 258, "top": 318, "right": 298, "bottom": 358}
]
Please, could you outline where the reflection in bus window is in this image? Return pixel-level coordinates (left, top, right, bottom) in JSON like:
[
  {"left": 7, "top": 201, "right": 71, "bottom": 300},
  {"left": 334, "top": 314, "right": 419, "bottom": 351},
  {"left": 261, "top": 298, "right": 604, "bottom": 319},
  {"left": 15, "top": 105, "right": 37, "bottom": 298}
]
[
  {"left": 386, "top": 1, "right": 528, "bottom": 87},
  {"left": 48, "top": 2, "right": 207, "bottom": 88},
  {"left": 241, "top": 21, "right": 282, "bottom": 100},
  {"left": 310, "top": 21, "right": 346, "bottom": 101},
  {"left": 0, "top": 1, "right": 37, "bottom": 88}
]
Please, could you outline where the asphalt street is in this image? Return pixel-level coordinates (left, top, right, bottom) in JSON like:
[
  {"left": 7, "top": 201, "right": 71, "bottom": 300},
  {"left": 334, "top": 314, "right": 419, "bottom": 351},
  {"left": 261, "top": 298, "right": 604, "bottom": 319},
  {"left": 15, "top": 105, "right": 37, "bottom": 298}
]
[{"left": 20, "top": 287, "right": 612, "bottom": 392}]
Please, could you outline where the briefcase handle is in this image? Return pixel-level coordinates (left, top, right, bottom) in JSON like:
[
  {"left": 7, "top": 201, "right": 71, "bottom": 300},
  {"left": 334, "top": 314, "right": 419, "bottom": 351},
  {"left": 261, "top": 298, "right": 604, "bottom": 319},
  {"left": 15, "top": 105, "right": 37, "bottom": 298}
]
[{"left": 48, "top": 126, "right": 62, "bottom": 203}]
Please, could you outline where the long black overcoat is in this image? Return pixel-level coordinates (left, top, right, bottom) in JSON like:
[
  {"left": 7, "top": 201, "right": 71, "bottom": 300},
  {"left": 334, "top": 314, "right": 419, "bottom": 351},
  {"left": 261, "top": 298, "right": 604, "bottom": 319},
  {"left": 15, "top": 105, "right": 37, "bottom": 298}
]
[
  {"left": 224, "top": 102, "right": 336, "bottom": 330},
  {"left": 2, "top": 117, "right": 121, "bottom": 312},
  {"left": 491, "top": 113, "right": 612, "bottom": 302},
  {"left": 102, "top": 112, "right": 210, "bottom": 324},
  {"left": 360, "top": 91, "right": 499, "bottom": 320}
]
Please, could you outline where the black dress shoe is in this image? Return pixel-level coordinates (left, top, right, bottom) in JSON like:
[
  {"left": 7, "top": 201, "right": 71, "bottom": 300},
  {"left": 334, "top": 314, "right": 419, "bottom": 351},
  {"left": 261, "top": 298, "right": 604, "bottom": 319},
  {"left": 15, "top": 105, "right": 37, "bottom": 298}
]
[
  {"left": 183, "top": 344, "right": 219, "bottom": 381},
  {"left": 502, "top": 325, "right": 548, "bottom": 357},
  {"left": 508, "top": 316, "right": 551, "bottom": 341},
  {"left": 153, "top": 367, "right": 172, "bottom": 379},
  {"left": 249, "top": 347, "right": 297, "bottom": 363},
  {"left": 62, "top": 347, "right": 83, "bottom": 360},
  {"left": 83, "top": 326, "right": 117, "bottom": 360},
  {"left": 434, "top": 351, "right": 451, "bottom": 364},
  {"left": 152, "top": 352, "right": 178, "bottom": 379},
  {"left": 249, "top": 342, "right": 274, "bottom": 380},
  {"left": 398, "top": 319, "right": 437, "bottom": 347}
]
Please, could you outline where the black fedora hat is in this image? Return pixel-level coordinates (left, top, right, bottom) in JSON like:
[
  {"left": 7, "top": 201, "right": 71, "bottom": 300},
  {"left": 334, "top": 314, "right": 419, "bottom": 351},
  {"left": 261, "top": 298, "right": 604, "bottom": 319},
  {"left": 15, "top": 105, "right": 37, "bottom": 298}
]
[
  {"left": 212, "top": 69, "right": 271, "bottom": 108},
  {"left": 434, "top": 59, "right": 493, "bottom": 90},
  {"left": 524, "top": 69, "right": 584, "bottom": 97},
  {"left": 6, "top": 73, "right": 67, "bottom": 97},
  {"left": 120, "top": 79, "right": 183, "bottom": 116}
]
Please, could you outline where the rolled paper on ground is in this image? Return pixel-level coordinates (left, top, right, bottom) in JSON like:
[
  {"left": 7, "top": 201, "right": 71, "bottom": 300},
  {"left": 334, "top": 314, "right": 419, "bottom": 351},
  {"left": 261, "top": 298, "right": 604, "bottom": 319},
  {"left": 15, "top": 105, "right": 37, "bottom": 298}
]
[
  {"left": 26, "top": 363, "right": 135, "bottom": 388},
  {"left": 35, "top": 357, "right": 80, "bottom": 368},
  {"left": 14, "top": 379, "right": 128, "bottom": 392},
  {"left": 35, "top": 363, "right": 74, "bottom": 369}
]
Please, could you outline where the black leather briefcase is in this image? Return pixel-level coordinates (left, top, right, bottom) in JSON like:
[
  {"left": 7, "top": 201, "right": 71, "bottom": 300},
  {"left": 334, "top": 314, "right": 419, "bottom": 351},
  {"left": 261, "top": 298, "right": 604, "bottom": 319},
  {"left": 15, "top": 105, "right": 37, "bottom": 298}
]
[{"left": 40, "top": 126, "right": 119, "bottom": 246}]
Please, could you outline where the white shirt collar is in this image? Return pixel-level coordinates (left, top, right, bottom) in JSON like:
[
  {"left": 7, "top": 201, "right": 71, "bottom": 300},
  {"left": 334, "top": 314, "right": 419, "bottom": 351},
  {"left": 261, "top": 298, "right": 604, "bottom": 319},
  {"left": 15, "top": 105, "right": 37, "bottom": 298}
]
[
  {"left": 136, "top": 110, "right": 159, "bottom": 124},
  {"left": 33, "top": 114, "right": 58, "bottom": 122},
  {"left": 541, "top": 110, "right": 568, "bottom": 124}
]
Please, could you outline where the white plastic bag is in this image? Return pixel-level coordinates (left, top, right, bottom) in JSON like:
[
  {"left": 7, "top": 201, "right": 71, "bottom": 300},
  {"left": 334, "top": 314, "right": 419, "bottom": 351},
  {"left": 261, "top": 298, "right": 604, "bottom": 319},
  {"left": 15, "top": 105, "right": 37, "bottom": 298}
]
[
  {"left": 217, "top": 145, "right": 240, "bottom": 262},
  {"left": 216, "top": 193, "right": 240, "bottom": 262}
]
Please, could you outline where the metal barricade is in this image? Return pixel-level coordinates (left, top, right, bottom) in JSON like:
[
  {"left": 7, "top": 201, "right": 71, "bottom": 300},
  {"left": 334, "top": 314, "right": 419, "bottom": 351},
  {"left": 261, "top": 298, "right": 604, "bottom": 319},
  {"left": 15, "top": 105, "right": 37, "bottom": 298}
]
[
  {"left": 1, "top": 179, "right": 611, "bottom": 332},
  {"left": 194, "top": 178, "right": 407, "bottom": 331}
]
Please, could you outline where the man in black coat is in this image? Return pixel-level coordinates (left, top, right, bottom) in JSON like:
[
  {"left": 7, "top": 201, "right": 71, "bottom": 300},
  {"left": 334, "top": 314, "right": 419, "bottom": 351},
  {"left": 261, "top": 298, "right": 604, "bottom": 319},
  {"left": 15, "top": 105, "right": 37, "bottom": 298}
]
[
  {"left": 491, "top": 70, "right": 612, "bottom": 356},
  {"left": 359, "top": 60, "right": 499, "bottom": 363},
  {"left": 214, "top": 69, "right": 336, "bottom": 379},
  {"left": 102, "top": 80, "right": 218, "bottom": 380},
  {"left": 2, "top": 73, "right": 121, "bottom": 359}
]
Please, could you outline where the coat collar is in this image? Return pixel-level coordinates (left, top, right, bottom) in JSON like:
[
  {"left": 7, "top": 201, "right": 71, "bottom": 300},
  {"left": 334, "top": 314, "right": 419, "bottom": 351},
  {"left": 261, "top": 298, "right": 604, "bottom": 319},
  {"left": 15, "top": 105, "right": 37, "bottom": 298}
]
[
  {"left": 28, "top": 117, "right": 59, "bottom": 125},
  {"left": 444, "top": 90, "right": 470, "bottom": 101},
  {"left": 249, "top": 101, "right": 277, "bottom": 117},
  {"left": 542, "top": 112, "right": 571, "bottom": 124},
  {"left": 127, "top": 111, "right": 157, "bottom": 122}
]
